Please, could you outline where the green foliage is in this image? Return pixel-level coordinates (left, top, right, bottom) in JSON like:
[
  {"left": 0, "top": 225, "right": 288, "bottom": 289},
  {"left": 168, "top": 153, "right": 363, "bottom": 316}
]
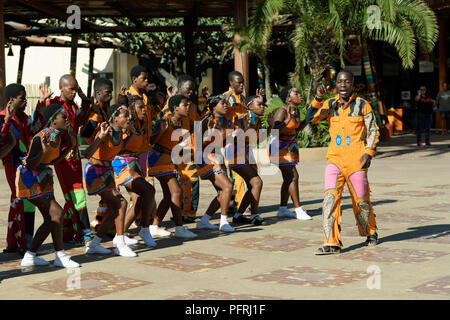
[{"left": 35, "top": 17, "right": 236, "bottom": 81}]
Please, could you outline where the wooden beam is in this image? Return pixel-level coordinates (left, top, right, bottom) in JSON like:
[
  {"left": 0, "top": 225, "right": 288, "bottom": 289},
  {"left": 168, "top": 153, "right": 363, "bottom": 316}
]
[
  {"left": 7, "top": 36, "right": 118, "bottom": 49},
  {"left": 4, "top": 15, "right": 50, "bottom": 28},
  {"left": 87, "top": 46, "right": 95, "bottom": 98},
  {"left": 109, "top": 2, "right": 143, "bottom": 27},
  {"left": 5, "top": 25, "right": 231, "bottom": 36},
  {"left": 12, "top": 0, "right": 97, "bottom": 29},
  {"left": 184, "top": 7, "right": 198, "bottom": 80},
  {"left": 17, "top": 45, "right": 26, "bottom": 84},
  {"left": 0, "top": 0, "right": 6, "bottom": 107},
  {"left": 233, "top": 0, "right": 249, "bottom": 97},
  {"left": 437, "top": 17, "right": 447, "bottom": 129},
  {"left": 70, "top": 34, "right": 78, "bottom": 77}
]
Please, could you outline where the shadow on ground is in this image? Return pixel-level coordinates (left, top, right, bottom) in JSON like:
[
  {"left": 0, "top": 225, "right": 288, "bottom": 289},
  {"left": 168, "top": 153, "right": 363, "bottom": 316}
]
[{"left": 343, "top": 224, "right": 450, "bottom": 253}]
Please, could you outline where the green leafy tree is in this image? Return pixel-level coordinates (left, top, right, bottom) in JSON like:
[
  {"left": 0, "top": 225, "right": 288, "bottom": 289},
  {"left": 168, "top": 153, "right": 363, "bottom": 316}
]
[{"left": 34, "top": 17, "right": 236, "bottom": 88}]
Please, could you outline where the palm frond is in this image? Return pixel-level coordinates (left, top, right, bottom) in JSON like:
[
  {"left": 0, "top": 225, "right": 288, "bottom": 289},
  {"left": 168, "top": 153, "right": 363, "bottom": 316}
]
[
  {"left": 396, "top": 0, "right": 438, "bottom": 52},
  {"left": 368, "top": 15, "right": 416, "bottom": 69}
]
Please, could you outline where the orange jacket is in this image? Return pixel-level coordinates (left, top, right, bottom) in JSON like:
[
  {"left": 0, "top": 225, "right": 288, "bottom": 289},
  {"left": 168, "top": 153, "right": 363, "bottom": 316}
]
[
  {"left": 306, "top": 93, "right": 379, "bottom": 169},
  {"left": 127, "top": 86, "right": 159, "bottom": 152}
]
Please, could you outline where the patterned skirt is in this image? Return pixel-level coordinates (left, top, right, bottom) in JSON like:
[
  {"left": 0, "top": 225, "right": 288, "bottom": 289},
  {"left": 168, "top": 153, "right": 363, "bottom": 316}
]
[
  {"left": 84, "top": 159, "right": 116, "bottom": 196},
  {"left": 112, "top": 153, "right": 143, "bottom": 186},
  {"left": 16, "top": 164, "right": 54, "bottom": 200},
  {"left": 137, "top": 152, "right": 148, "bottom": 175},
  {"left": 224, "top": 143, "right": 256, "bottom": 170},
  {"left": 268, "top": 135, "right": 299, "bottom": 166},
  {"left": 147, "top": 149, "right": 177, "bottom": 177},
  {"left": 196, "top": 152, "right": 227, "bottom": 180}
]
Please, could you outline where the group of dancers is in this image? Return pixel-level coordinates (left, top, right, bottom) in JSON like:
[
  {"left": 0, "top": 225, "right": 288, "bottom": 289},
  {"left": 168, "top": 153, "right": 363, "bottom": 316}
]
[{"left": 0, "top": 65, "right": 380, "bottom": 268}]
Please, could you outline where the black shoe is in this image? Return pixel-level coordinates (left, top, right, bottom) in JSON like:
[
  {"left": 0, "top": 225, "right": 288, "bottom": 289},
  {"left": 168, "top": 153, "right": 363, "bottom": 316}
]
[
  {"left": 182, "top": 216, "right": 197, "bottom": 223},
  {"left": 251, "top": 215, "right": 266, "bottom": 226},
  {"left": 365, "top": 232, "right": 378, "bottom": 246},
  {"left": 232, "top": 215, "right": 252, "bottom": 224}
]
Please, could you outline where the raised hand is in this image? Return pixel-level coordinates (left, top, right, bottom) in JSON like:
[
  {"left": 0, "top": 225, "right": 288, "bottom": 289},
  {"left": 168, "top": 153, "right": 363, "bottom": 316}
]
[
  {"left": 316, "top": 84, "right": 330, "bottom": 99},
  {"left": 256, "top": 87, "right": 264, "bottom": 97},
  {"left": 167, "top": 85, "right": 176, "bottom": 98},
  {"left": 207, "top": 116, "right": 216, "bottom": 130},
  {"left": 160, "top": 117, "right": 169, "bottom": 133},
  {"left": 120, "top": 85, "right": 127, "bottom": 96},
  {"left": 98, "top": 122, "right": 111, "bottom": 141},
  {"left": 201, "top": 86, "right": 211, "bottom": 99},
  {"left": 40, "top": 132, "right": 51, "bottom": 153},
  {"left": 39, "top": 82, "right": 53, "bottom": 103},
  {"left": 4, "top": 100, "right": 15, "bottom": 123}
]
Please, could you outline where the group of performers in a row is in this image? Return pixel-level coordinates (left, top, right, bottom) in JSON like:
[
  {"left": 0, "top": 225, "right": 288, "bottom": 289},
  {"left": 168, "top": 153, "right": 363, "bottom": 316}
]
[
  {"left": 0, "top": 66, "right": 380, "bottom": 268},
  {"left": 0, "top": 67, "right": 315, "bottom": 268}
]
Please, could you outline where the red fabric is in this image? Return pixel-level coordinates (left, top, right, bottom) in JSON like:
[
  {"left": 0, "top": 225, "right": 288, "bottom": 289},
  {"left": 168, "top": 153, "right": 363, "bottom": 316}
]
[
  {"left": 44, "top": 96, "right": 91, "bottom": 241},
  {"left": 0, "top": 109, "right": 32, "bottom": 250},
  {"left": 4, "top": 162, "right": 27, "bottom": 250}
]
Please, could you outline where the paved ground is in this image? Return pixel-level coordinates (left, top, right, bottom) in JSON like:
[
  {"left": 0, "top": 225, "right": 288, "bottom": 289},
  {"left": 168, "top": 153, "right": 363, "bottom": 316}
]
[{"left": 0, "top": 131, "right": 449, "bottom": 300}]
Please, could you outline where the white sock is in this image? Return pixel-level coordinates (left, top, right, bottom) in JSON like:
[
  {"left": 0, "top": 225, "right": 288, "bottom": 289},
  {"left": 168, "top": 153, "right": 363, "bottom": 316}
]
[
  {"left": 201, "top": 214, "right": 211, "bottom": 223},
  {"left": 150, "top": 225, "right": 158, "bottom": 230},
  {"left": 25, "top": 250, "right": 36, "bottom": 257},
  {"left": 220, "top": 215, "right": 229, "bottom": 226},
  {"left": 115, "top": 235, "right": 126, "bottom": 247},
  {"left": 234, "top": 212, "right": 243, "bottom": 219},
  {"left": 55, "top": 250, "right": 66, "bottom": 258}
]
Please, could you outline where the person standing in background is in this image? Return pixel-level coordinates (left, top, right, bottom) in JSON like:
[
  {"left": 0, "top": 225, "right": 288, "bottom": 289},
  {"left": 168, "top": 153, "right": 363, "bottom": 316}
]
[
  {"left": 415, "top": 86, "right": 435, "bottom": 148},
  {"left": 436, "top": 81, "right": 450, "bottom": 136}
]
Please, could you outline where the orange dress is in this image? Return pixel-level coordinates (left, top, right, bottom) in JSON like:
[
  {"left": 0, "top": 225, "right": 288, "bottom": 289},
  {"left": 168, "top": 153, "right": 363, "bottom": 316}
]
[
  {"left": 84, "top": 133, "right": 122, "bottom": 195},
  {"left": 222, "top": 88, "right": 247, "bottom": 213},
  {"left": 161, "top": 99, "right": 201, "bottom": 215},
  {"left": 112, "top": 129, "right": 145, "bottom": 186},
  {"left": 268, "top": 105, "right": 301, "bottom": 166},
  {"left": 147, "top": 114, "right": 191, "bottom": 177},
  {"left": 196, "top": 114, "right": 228, "bottom": 179},
  {"left": 16, "top": 129, "right": 61, "bottom": 199}
]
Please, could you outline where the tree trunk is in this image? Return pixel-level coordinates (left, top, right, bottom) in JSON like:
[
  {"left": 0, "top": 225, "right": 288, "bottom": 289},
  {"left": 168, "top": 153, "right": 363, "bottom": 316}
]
[{"left": 263, "top": 56, "right": 272, "bottom": 101}]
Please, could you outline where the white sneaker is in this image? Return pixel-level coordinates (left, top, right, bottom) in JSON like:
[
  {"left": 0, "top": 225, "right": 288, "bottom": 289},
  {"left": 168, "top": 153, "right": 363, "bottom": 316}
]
[
  {"left": 21, "top": 251, "right": 50, "bottom": 267},
  {"left": 277, "top": 207, "right": 297, "bottom": 218},
  {"left": 138, "top": 228, "right": 157, "bottom": 247},
  {"left": 150, "top": 225, "right": 171, "bottom": 237},
  {"left": 295, "top": 207, "right": 312, "bottom": 220},
  {"left": 113, "top": 235, "right": 138, "bottom": 246},
  {"left": 219, "top": 223, "right": 235, "bottom": 233},
  {"left": 85, "top": 243, "right": 111, "bottom": 255},
  {"left": 175, "top": 226, "right": 198, "bottom": 239},
  {"left": 196, "top": 219, "right": 219, "bottom": 230},
  {"left": 54, "top": 252, "right": 80, "bottom": 268},
  {"left": 114, "top": 245, "right": 137, "bottom": 257}
]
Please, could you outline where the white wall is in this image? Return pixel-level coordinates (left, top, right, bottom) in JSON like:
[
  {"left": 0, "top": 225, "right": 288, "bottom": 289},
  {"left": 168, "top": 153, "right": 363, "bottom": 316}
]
[{"left": 5, "top": 45, "right": 114, "bottom": 112}]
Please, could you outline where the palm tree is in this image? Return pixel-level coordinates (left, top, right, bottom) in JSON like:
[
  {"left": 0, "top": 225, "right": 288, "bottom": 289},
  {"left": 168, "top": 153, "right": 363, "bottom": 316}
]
[
  {"left": 233, "top": 0, "right": 285, "bottom": 100},
  {"left": 241, "top": 0, "right": 438, "bottom": 103}
]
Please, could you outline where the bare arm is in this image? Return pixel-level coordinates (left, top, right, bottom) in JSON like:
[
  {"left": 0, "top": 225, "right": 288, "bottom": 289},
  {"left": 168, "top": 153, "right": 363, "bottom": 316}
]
[
  {"left": 83, "top": 122, "right": 110, "bottom": 159},
  {"left": 24, "top": 135, "right": 47, "bottom": 170},
  {"left": 0, "top": 127, "right": 16, "bottom": 159}
]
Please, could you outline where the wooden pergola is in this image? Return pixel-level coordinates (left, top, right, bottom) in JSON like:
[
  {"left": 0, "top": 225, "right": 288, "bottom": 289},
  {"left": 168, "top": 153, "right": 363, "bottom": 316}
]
[{"left": 0, "top": 0, "right": 267, "bottom": 105}]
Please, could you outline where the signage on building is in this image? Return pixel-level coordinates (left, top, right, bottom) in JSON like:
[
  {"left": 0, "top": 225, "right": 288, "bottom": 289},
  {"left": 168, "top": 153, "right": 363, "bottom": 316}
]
[
  {"left": 419, "top": 61, "right": 434, "bottom": 73},
  {"left": 401, "top": 91, "right": 411, "bottom": 100}
]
